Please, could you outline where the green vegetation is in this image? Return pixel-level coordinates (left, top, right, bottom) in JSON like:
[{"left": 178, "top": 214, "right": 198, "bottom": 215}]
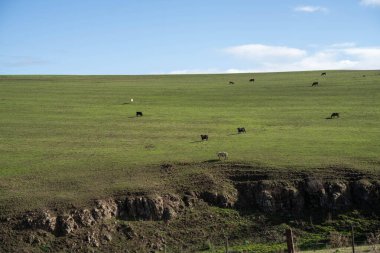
[
  {"left": 0, "top": 70, "right": 379, "bottom": 214},
  {"left": 200, "top": 242, "right": 286, "bottom": 253},
  {"left": 300, "top": 245, "right": 378, "bottom": 253},
  {"left": 197, "top": 210, "right": 380, "bottom": 253}
]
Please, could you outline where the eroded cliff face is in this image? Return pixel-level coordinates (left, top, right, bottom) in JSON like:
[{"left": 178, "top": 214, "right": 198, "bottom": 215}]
[
  {"left": 13, "top": 176, "right": 380, "bottom": 240},
  {"left": 234, "top": 178, "right": 380, "bottom": 215},
  {"left": 1, "top": 166, "right": 379, "bottom": 252},
  {"left": 19, "top": 194, "right": 185, "bottom": 237}
]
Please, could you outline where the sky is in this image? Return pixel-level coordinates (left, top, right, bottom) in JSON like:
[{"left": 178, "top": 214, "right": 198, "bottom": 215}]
[{"left": 0, "top": 0, "right": 379, "bottom": 74}]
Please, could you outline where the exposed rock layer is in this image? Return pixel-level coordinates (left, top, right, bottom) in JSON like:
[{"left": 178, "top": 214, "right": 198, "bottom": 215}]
[
  {"left": 3, "top": 167, "right": 380, "bottom": 252},
  {"left": 20, "top": 194, "right": 184, "bottom": 237},
  {"left": 234, "top": 178, "right": 380, "bottom": 215}
]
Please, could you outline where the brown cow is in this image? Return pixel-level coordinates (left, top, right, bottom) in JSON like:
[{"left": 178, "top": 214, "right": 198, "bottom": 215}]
[{"left": 201, "top": 135, "right": 208, "bottom": 141}]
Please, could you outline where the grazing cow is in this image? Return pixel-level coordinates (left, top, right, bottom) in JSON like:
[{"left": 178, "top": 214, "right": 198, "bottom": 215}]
[
  {"left": 229, "top": 81, "right": 235, "bottom": 85},
  {"left": 321, "top": 72, "right": 327, "bottom": 76},
  {"left": 312, "top": 81, "right": 319, "bottom": 87},
  {"left": 249, "top": 78, "right": 255, "bottom": 82},
  {"left": 330, "top": 112, "right": 340, "bottom": 119},
  {"left": 217, "top": 152, "right": 228, "bottom": 160},
  {"left": 237, "top": 127, "right": 246, "bottom": 134},
  {"left": 136, "top": 111, "right": 143, "bottom": 117},
  {"left": 201, "top": 135, "right": 208, "bottom": 141}
]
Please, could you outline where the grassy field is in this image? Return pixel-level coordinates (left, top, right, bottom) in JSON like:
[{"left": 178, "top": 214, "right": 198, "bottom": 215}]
[
  {"left": 1, "top": 70, "right": 380, "bottom": 214},
  {"left": 300, "top": 244, "right": 378, "bottom": 253},
  {"left": 203, "top": 244, "right": 377, "bottom": 253}
]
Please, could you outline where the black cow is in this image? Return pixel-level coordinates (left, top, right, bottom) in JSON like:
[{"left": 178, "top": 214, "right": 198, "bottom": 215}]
[
  {"left": 136, "top": 111, "right": 143, "bottom": 117},
  {"left": 321, "top": 72, "right": 327, "bottom": 76},
  {"left": 229, "top": 81, "right": 235, "bottom": 85},
  {"left": 237, "top": 127, "right": 246, "bottom": 134},
  {"left": 312, "top": 81, "right": 319, "bottom": 87},
  {"left": 249, "top": 78, "right": 255, "bottom": 82},
  {"left": 330, "top": 112, "right": 340, "bottom": 119},
  {"left": 200, "top": 135, "right": 208, "bottom": 141}
]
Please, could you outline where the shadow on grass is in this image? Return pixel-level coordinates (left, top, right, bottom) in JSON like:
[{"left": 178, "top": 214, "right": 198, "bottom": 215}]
[
  {"left": 121, "top": 102, "right": 130, "bottom": 105},
  {"left": 202, "top": 159, "right": 220, "bottom": 163},
  {"left": 227, "top": 133, "right": 239, "bottom": 136}
]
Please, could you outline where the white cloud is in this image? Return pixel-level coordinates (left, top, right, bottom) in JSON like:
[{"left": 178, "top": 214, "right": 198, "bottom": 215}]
[
  {"left": 224, "top": 43, "right": 380, "bottom": 72},
  {"left": 294, "top": 6, "right": 328, "bottom": 13},
  {"left": 168, "top": 44, "right": 380, "bottom": 74},
  {"left": 225, "top": 44, "right": 307, "bottom": 60},
  {"left": 168, "top": 68, "right": 220, "bottom": 74},
  {"left": 329, "top": 42, "right": 357, "bottom": 48},
  {"left": 360, "top": 0, "right": 380, "bottom": 6}
]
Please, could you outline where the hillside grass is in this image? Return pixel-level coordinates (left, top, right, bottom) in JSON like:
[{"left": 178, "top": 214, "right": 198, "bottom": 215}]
[
  {"left": 0, "top": 70, "right": 379, "bottom": 214},
  {"left": 300, "top": 245, "right": 378, "bottom": 253}
]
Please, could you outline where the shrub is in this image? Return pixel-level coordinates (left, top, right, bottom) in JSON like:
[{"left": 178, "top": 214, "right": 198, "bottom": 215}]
[{"left": 329, "top": 231, "right": 350, "bottom": 248}]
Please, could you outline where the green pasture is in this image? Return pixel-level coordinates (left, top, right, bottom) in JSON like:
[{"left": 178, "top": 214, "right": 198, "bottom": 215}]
[{"left": 0, "top": 70, "right": 379, "bottom": 213}]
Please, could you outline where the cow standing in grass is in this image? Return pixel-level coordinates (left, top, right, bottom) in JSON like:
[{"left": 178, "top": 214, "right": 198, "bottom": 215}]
[
  {"left": 237, "top": 127, "right": 246, "bottom": 134},
  {"left": 330, "top": 112, "right": 340, "bottom": 119},
  {"left": 217, "top": 152, "right": 228, "bottom": 160},
  {"left": 312, "top": 82, "right": 319, "bottom": 87},
  {"left": 249, "top": 78, "right": 255, "bottom": 83},
  {"left": 229, "top": 81, "right": 235, "bottom": 85},
  {"left": 201, "top": 135, "right": 208, "bottom": 141},
  {"left": 321, "top": 72, "right": 327, "bottom": 76},
  {"left": 136, "top": 111, "right": 143, "bottom": 117}
]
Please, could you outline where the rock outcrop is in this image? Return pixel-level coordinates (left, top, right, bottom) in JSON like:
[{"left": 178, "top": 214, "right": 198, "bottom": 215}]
[
  {"left": 6, "top": 167, "right": 380, "bottom": 253},
  {"left": 199, "top": 191, "right": 237, "bottom": 208},
  {"left": 120, "top": 194, "right": 183, "bottom": 221},
  {"left": 19, "top": 194, "right": 184, "bottom": 237},
  {"left": 234, "top": 178, "right": 380, "bottom": 216},
  {"left": 21, "top": 210, "right": 57, "bottom": 233}
]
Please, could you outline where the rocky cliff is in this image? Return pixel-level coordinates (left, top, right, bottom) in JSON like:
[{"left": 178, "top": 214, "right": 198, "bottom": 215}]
[{"left": 1, "top": 165, "right": 379, "bottom": 252}]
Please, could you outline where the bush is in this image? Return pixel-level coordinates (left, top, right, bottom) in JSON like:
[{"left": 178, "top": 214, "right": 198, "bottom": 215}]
[
  {"left": 329, "top": 231, "right": 350, "bottom": 248},
  {"left": 367, "top": 231, "right": 380, "bottom": 253}
]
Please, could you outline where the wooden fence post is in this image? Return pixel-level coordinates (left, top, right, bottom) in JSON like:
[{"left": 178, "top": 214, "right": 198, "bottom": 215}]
[
  {"left": 351, "top": 225, "right": 355, "bottom": 253},
  {"left": 286, "top": 228, "right": 295, "bottom": 253},
  {"left": 225, "top": 235, "right": 229, "bottom": 253}
]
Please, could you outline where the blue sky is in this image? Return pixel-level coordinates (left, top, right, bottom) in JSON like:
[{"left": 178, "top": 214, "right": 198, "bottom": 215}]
[{"left": 0, "top": 0, "right": 379, "bottom": 74}]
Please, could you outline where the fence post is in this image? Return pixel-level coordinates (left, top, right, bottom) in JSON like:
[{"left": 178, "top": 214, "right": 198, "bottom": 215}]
[
  {"left": 225, "top": 235, "right": 229, "bottom": 253},
  {"left": 351, "top": 225, "right": 355, "bottom": 253},
  {"left": 286, "top": 228, "right": 295, "bottom": 253}
]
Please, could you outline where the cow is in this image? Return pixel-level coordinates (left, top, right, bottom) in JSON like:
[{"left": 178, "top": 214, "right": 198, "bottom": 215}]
[
  {"left": 136, "top": 111, "right": 143, "bottom": 117},
  {"left": 229, "top": 81, "right": 235, "bottom": 85},
  {"left": 330, "top": 112, "right": 340, "bottom": 119},
  {"left": 321, "top": 72, "right": 327, "bottom": 76},
  {"left": 201, "top": 135, "right": 208, "bottom": 141},
  {"left": 237, "top": 127, "right": 246, "bottom": 134},
  {"left": 249, "top": 78, "right": 255, "bottom": 82},
  {"left": 217, "top": 152, "right": 228, "bottom": 160},
  {"left": 312, "top": 81, "right": 319, "bottom": 87}
]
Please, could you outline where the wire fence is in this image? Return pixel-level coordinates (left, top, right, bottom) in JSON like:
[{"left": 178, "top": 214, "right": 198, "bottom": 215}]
[
  {"left": 153, "top": 227, "right": 380, "bottom": 252},
  {"left": 188, "top": 228, "right": 380, "bottom": 253}
]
